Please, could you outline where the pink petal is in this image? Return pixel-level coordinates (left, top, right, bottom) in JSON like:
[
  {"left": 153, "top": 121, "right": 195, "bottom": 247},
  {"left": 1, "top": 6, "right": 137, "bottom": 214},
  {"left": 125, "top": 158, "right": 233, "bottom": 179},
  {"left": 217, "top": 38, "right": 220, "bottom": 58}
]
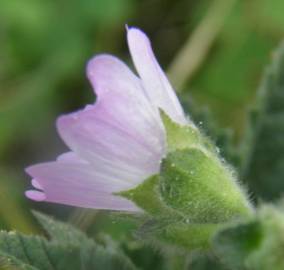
[
  {"left": 87, "top": 54, "right": 144, "bottom": 100},
  {"left": 31, "top": 179, "right": 43, "bottom": 190},
  {"left": 57, "top": 105, "right": 162, "bottom": 186},
  {"left": 25, "top": 190, "right": 46, "bottom": 201},
  {"left": 26, "top": 161, "right": 140, "bottom": 211},
  {"left": 57, "top": 151, "right": 88, "bottom": 164},
  {"left": 86, "top": 55, "right": 164, "bottom": 153},
  {"left": 57, "top": 55, "right": 165, "bottom": 185},
  {"left": 127, "top": 27, "right": 187, "bottom": 125}
]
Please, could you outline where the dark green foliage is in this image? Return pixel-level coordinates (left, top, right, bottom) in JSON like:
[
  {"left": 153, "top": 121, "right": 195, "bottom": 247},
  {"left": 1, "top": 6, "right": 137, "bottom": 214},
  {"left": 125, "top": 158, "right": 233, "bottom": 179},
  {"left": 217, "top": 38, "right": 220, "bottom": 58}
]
[
  {"left": 213, "top": 205, "right": 284, "bottom": 270},
  {"left": 188, "top": 254, "right": 227, "bottom": 270},
  {"left": 0, "top": 233, "right": 81, "bottom": 270},
  {"left": 182, "top": 97, "right": 241, "bottom": 169},
  {"left": 243, "top": 43, "right": 284, "bottom": 201},
  {"left": 0, "top": 212, "right": 137, "bottom": 270},
  {"left": 33, "top": 211, "right": 88, "bottom": 245},
  {"left": 186, "top": 40, "right": 284, "bottom": 204},
  {"left": 213, "top": 221, "right": 261, "bottom": 270}
]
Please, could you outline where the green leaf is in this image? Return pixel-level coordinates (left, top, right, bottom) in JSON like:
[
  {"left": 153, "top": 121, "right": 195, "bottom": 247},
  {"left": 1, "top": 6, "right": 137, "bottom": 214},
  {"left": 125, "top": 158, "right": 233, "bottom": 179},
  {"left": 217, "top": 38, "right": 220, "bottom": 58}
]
[
  {"left": 0, "top": 232, "right": 81, "bottom": 270},
  {"left": 213, "top": 204, "right": 284, "bottom": 270},
  {"left": 0, "top": 213, "right": 137, "bottom": 270},
  {"left": 188, "top": 253, "right": 227, "bottom": 270},
  {"left": 213, "top": 221, "right": 261, "bottom": 270},
  {"left": 32, "top": 211, "right": 87, "bottom": 245},
  {"left": 0, "top": 252, "right": 37, "bottom": 270},
  {"left": 181, "top": 97, "right": 241, "bottom": 170},
  {"left": 244, "top": 42, "right": 284, "bottom": 201},
  {"left": 79, "top": 239, "right": 136, "bottom": 270}
]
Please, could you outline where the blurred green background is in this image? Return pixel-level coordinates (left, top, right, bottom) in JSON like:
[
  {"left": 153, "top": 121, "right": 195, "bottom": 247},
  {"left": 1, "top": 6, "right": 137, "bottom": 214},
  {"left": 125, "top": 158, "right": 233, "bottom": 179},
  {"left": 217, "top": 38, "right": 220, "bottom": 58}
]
[{"left": 0, "top": 0, "right": 284, "bottom": 268}]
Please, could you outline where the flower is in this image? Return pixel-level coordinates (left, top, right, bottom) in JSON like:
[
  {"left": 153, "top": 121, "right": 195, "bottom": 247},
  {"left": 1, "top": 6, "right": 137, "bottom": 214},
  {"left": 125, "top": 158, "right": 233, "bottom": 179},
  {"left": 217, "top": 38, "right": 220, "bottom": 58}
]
[{"left": 25, "top": 27, "right": 187, "bottom": 212}]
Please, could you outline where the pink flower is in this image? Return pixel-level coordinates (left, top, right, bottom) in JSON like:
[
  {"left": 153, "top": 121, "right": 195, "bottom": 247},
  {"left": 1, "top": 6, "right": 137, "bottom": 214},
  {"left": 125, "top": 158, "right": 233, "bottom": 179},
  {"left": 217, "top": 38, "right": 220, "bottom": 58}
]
[{"left": 25, "top": 27, "right": 187, "bottom": 212}]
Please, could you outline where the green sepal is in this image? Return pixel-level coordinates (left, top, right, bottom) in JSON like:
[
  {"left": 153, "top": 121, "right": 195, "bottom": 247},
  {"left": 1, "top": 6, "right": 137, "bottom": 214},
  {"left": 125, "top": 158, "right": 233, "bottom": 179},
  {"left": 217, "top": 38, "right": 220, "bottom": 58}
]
[
  {"left": 118, "top": 175, "right": 178, "bottom": 218},
  {"left": 160, "top": 148, "right": 252, "bottom": 223},
  {"left": 153, "top": 222, "right": 221, "bottom": 251},
  {"left": 118, "top": 174, "right": 222, "bottom": 252},
  {"left": 160, "top": 110, "right": 215, "bottom": 153},
  {"left": 213, "top": 204, "right": 284, "bottom": 270},
  {"left": 135, "top": 218, "right": 220, "bottom": 252}
]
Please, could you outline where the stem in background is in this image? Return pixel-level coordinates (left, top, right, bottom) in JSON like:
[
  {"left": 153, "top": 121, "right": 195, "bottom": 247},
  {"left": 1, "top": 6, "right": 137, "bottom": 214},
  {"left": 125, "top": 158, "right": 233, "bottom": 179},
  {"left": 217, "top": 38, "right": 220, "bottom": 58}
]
[
  {"left": 164, "top": 252, "right": 189, "bottom": 270},
  {"left": 167, "top": 0, "right": 237, "bottom": 92},
  {"left": 0, "top": 169, "right": 39, "bottom": 234},
  {"left": 68, "top": 209, "right": 98, "bottom": 230}
]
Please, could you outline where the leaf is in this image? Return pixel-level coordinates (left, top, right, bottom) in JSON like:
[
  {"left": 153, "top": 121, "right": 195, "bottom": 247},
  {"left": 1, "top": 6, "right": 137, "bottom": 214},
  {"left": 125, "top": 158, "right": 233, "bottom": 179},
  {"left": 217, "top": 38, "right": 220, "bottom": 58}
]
[
  {"left": 0, "top": 213, "right": 137, "bottom": 270},
  {"left": 243, "top": 42, "right": 284, "bottom": 201},
  {"left": 181, "top": 97, "right": 241, "bottom": 169},
  {"left": 213, "top": 205, "right": 284, "bottom": 270},
  {"left": 187, "top": 253, "right": 227, "bottom": 270},
  {"left": 213, "top": 221, "right": 261, "bottom": 270},
  {"left": 32, "top": 211, "right": 87, "bottom": 245},
  {"left": 0, "top": 232, "right": 81, "bottom": 270}
]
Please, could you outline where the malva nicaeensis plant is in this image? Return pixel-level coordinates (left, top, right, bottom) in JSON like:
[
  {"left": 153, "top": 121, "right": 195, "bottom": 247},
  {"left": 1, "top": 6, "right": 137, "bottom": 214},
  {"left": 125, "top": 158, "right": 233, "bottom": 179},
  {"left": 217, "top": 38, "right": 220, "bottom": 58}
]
[
  {"left": 22, "top": 27, "right": 284, "bottom": 269},
  {"left": 26, "top": 26, "right": 252, "bottom": 235},
  {"left": 25, "top": 26, "right": 252, "bottom": 247}
]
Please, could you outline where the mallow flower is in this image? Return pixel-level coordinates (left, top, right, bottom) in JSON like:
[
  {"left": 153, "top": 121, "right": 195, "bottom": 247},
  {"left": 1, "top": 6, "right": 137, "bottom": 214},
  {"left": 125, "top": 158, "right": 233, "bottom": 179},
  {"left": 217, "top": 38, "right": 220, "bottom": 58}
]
[{"left": 25, "top": 27, "right": 189, "bottom": 212}]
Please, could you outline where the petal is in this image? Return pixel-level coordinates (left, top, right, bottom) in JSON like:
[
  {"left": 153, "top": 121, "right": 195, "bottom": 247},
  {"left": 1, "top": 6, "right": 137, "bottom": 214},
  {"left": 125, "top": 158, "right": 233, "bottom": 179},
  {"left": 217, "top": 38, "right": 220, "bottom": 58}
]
[
  {"left": 58, "top": 55, "right": 165, "bottom": 186},
  {"left": 57, "top": 151, "right": 88, "bottom": 164},
  {"left": 26, "top": 161, "right": 140, "bottom": 212},
  {"left": 25, "top": 190, "right": 46, "bottom": 201},
  {"left": 86, "top": 55, "right": 164, "bottom": 155},
  {"left": 31, "top": 179, "right": 43, "bottom": 190},
  {"left": 127, "top": 27, "right": 187, "bottom": 125},
  {"left": 87, "top": 54, "right": 145, "bottom": 101},
  {"left": 57, "top": 103, "right": 163, "bottom": 186}
]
